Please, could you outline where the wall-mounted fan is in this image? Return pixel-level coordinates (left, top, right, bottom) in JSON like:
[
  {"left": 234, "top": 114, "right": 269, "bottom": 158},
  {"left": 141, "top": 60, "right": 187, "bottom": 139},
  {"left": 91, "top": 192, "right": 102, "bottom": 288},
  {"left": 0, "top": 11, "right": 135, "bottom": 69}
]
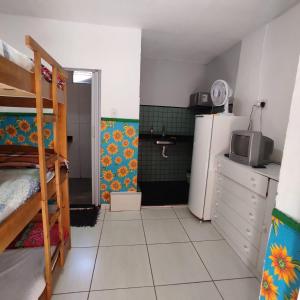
[{"left": 210, "top": 80, "right": 233, "bottom": 114}]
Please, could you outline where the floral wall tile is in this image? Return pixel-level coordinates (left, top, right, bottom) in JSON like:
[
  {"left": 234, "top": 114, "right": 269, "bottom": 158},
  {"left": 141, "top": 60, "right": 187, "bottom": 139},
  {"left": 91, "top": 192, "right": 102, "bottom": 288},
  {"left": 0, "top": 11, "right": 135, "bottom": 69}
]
[
  {"left": 100, "top": 118, "right": 139, "bottom": 204},
  {"left": 0, "top": 114, "right": 53, "bottom": 148}
]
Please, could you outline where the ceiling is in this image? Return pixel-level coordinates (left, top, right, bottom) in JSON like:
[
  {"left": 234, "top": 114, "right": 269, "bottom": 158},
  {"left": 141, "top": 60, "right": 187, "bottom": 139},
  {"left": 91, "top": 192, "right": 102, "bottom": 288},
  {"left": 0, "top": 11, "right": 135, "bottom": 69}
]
[{"left": 0, "top": 0, "right": 299, "bottom": 64}]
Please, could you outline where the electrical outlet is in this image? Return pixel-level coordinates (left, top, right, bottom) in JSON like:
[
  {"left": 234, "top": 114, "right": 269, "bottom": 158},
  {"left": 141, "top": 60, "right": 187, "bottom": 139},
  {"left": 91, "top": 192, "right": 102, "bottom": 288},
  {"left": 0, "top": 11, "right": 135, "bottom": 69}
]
[{"left": 255, "top": 100, "right": 267, "bottom": 108}]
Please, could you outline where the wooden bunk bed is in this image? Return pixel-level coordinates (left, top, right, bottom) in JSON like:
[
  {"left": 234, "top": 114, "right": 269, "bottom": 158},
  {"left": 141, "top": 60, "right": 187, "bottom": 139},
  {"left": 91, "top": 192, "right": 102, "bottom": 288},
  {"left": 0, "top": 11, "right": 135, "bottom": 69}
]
[{"left": 0, "top": 36, "right": 70, "bottom": 300}]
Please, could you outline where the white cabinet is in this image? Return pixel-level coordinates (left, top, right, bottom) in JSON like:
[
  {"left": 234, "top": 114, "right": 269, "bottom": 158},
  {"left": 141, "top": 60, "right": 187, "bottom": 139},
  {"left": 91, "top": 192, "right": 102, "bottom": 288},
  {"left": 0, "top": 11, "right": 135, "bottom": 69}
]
[{"left": 212, "top": 155, "right": 280, "bottom": 277}]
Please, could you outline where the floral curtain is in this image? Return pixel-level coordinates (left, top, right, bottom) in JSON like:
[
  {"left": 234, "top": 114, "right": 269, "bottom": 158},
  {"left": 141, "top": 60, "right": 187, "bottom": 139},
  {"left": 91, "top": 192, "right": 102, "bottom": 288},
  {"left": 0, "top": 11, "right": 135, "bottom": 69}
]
[{"left": 260, "top": 208, "right": 300, "bottom": 300}]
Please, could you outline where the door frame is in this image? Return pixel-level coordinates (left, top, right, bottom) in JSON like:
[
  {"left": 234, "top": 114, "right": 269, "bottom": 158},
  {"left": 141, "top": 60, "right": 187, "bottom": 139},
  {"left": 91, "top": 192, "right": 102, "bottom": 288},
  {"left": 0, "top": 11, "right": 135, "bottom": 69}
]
[
  {"left": 91, "top": 70, "right": 101, "bottom": 206},
  {"left": 65, "top": 68, "right": 101, "bottom": 206}
]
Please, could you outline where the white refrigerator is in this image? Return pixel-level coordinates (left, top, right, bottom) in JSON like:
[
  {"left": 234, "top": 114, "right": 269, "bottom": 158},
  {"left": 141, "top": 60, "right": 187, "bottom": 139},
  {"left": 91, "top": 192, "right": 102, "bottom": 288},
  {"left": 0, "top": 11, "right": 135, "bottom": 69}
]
[{"left": 188, "top": 114, "right": 248, "bottom": 220}]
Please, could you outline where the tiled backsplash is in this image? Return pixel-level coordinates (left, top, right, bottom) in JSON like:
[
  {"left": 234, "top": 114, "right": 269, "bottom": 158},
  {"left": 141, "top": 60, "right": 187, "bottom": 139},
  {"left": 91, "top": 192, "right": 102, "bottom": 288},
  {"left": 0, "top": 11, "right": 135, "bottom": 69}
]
[
  {"left": 138, "top": 105, "right": 195, "bottom": 182},
  {"left": 138, "top": 140, "right": 192, "bottom": 182},
  {"left": 139, "top": 105, "right": 195, "bottom": 136}
]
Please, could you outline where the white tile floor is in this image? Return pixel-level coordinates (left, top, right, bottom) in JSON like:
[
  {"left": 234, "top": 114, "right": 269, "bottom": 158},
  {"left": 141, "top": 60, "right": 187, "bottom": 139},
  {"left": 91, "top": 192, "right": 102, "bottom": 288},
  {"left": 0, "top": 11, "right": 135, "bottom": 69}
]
[{"left": 53, "top": 206, "right": 260, "bottom": 300}]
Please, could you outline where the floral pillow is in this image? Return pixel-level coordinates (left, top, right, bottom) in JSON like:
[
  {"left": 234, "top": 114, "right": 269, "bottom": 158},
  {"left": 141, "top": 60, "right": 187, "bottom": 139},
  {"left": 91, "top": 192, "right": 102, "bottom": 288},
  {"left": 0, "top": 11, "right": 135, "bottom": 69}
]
[{"left": 9, "top": 222, "right": 68, "bottom": 248}]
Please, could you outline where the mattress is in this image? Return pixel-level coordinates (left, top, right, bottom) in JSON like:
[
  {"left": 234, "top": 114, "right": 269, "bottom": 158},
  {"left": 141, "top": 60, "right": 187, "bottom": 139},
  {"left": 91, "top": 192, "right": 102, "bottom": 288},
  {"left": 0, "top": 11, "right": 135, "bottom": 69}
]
[
  {"left": 0, "top": 248, "right": 46, "bottom": 300},
  {"left": 0, "top": 39, "right": 64, "bottom": 89},
  {"left": 0, "top": 169, "right": 54, "bottom": 224},
  {"left": 0, "top": 39, "right": 34, "bottom": 72}
]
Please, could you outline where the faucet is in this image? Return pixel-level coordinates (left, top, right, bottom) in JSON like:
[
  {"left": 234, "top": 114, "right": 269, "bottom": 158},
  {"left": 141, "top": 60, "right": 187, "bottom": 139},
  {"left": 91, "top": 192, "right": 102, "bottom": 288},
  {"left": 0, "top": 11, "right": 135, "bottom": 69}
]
[{"left": 162, "top": 145, "right": 168, "bottom": 159}]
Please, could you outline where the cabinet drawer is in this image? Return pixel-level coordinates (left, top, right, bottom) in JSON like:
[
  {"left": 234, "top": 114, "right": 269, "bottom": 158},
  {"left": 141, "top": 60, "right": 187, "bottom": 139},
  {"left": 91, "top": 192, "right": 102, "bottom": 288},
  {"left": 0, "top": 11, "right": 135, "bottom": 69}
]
[
  {"left": 214, "top": 200, "right": 261, "bottom": 249},
  {"left": 212, "top": 212, "right": 258, "bottom": 267},
  {"left": 215, "top": 174, "right": 266, "bottom": 212},
  {"left": 214, "top": 183, "right": 265, "bottom": 231},
  {"left": 216, "top": 157, "right": 268, "bottom": 197}
]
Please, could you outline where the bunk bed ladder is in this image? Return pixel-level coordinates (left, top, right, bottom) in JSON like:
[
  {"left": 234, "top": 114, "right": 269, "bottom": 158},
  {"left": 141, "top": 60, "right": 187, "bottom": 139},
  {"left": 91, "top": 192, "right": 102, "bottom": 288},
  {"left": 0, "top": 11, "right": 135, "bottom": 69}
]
[
  {"left": 32, "top": 52, "right": 65, "bottom": 299},
  {"left": 33, "top": 50, "right": 52, "bottom": 299},
  {"left": 51, "top": 65, "right": 65, "bottom": 268}
]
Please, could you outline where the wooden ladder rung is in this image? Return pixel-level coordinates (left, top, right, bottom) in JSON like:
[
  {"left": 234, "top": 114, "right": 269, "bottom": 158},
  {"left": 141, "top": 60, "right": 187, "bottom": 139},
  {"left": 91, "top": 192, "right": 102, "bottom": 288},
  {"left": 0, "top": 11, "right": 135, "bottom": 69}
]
[
  {"left": 46, "top": 153, "right": 59, "bottom": 166},
  {"left": 49, "top": 210, "right": 60, "bottom": 229},
  {"left": 31, "top": 210, "right": 57, "bottom": 223},
  {"left": 51, "top": 241, "right": 62, "bottom": 271},
  {"left": 43, "top": 114, "right": 56, "bottom": 123}
]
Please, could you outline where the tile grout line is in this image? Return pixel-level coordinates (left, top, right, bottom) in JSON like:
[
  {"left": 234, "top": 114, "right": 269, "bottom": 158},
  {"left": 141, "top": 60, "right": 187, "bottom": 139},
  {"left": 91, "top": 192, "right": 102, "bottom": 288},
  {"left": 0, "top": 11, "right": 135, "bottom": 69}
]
[
  {"left": 89, "top": 285, "right": 155, "bottom": 293},
  {"left": 174, "top": 207, "right": 225, "bottom": 300},
  {"left": 94, "top": 239, "right": 224, "bottom": 248},
  {"left": 173, "top": 207, "right": 257, "bottom": 279},
  {"left": 141, "top": 215, "right": 158, "bottom": 300},
  {"left": 87, "top": 208, "right": 106, "bottom": 300},
  {"left": 213, "top": 276, "right": 257, "bottom": 282},
  {"left": 53, "top": 275, "right": 258, "bottom": 296},
  {"left": 60, "top": 207, "right": 256, "bottom": 298}
]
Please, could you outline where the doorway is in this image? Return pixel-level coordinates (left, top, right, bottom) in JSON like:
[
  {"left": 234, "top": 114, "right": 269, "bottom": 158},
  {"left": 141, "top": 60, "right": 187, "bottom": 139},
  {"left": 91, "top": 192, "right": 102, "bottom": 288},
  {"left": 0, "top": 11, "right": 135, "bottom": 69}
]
[{"left": 66, "top": 70, "right": 101, "bottom": 206}]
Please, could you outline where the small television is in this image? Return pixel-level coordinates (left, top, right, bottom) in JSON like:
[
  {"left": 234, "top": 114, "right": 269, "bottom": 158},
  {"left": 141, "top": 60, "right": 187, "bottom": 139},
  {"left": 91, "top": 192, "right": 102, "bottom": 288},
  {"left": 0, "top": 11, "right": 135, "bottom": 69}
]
[{"left": 229, "top": 130, "right": 274, "bottom": 167}]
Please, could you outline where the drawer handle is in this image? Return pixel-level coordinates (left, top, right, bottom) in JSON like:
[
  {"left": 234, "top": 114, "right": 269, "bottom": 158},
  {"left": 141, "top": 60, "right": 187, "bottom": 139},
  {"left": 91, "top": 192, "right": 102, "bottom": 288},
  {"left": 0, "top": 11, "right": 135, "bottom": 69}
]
[
  {"left": 246, "top": 228, "right": 251, "bottom": 235},
  {"left": 243, "top": 245, "right": 249, "bottom": 253},
  {"left": 250, "top": 177, "right": 255, "bottom": 182}
]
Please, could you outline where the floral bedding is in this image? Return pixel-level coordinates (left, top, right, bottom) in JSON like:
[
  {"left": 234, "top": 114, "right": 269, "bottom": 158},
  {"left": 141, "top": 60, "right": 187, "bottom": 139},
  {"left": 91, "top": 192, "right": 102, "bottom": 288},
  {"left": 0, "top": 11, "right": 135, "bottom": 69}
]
[
  {"left": 9, "top": 222, "right": 69, "bottom": 248},
  {"left": 0, "top": 169, "right": 54, "bottom": 224}
]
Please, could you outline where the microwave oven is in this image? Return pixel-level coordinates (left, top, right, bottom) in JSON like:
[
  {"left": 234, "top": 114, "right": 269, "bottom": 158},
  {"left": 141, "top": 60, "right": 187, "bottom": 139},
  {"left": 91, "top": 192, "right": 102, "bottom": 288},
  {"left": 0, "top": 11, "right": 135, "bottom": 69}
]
[{"left": 189, "top": 92, "right": 213, "bottom": 107}]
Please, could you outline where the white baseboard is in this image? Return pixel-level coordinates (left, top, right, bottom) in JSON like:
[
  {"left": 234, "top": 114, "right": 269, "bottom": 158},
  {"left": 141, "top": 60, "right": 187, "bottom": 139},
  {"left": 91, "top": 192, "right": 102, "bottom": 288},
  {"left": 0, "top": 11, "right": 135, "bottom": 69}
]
[{"left": 110, "top": 192, "right": 142, "bottom": 211}]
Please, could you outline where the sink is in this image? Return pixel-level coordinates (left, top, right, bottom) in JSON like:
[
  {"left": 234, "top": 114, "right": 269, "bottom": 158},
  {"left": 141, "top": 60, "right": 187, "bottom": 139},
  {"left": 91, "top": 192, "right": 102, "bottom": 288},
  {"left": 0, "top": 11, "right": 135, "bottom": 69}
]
[{"left": 155, "top": 137, "right": 176, "bottom": 145}]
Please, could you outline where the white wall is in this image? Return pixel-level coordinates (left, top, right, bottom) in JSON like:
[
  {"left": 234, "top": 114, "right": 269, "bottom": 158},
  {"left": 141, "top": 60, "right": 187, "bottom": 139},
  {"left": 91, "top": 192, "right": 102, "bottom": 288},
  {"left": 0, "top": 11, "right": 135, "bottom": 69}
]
[
  {"left": 204, "top": 42, "right": 242, "bottom": 92},
  {"left": 140, "top": 57, "right": 206, "bottom": 107},
  {"left": 234, "top": 3, "right": 300, "bottom": 160},
  {"left": 0, "top": 13, "right": 141, "bottom": 119},
  {"left": 276, "top": 56, "right": 300, "bottom": 222},
  {"left": 234, "top": 26, "right": 267, "bottom": 131}
]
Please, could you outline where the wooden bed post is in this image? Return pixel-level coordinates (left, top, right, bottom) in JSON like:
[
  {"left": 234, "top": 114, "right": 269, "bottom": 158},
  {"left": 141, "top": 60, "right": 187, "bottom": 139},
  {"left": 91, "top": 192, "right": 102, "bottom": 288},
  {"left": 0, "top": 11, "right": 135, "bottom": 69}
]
[
  {"left": 33, "top": 51, "right": 53, "bottom": 299},
  {"left": 52, "top": 66, "right": 65, "bottom": 267},
  {"left": 59, "top": 88, "right": 71, "bottom": 248}
]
